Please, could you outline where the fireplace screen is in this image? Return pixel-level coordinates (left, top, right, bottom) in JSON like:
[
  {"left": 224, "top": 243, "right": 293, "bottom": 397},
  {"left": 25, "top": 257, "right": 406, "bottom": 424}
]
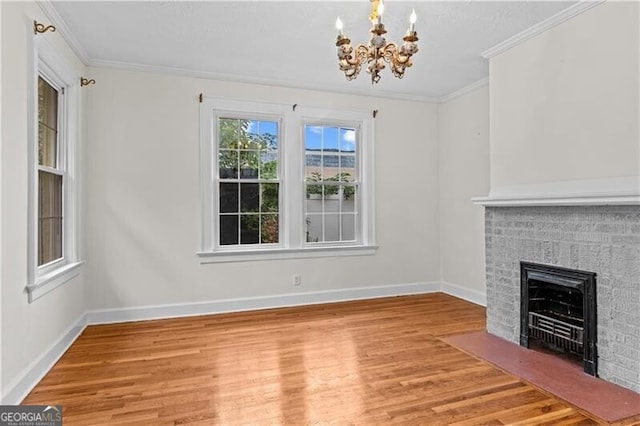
[{"left": 520, "top": 262, "right": 597, "bottom": 376}]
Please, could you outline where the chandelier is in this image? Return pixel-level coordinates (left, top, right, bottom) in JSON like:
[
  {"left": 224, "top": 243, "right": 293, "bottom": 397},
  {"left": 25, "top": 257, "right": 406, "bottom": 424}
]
[{"left": 335, "top": 0, "right": 418, "bottom": 84}]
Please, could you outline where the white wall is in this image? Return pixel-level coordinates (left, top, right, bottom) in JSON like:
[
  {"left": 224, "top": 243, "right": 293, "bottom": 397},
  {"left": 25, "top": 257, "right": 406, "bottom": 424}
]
[
  {"left": 439, "top": 86, "right": 490, "bottom": 303},
  {"left": 490, "top": 1, "right": 639, "bottom": 190},
  {"left": 0, "top": 0, "right": 4, "bottom": 399},
  {"left": 0, "top": 2, "right": 86, "bottom": 401},
  {"left": 84, "top": 67, "right": 440, "bottom": 310}
]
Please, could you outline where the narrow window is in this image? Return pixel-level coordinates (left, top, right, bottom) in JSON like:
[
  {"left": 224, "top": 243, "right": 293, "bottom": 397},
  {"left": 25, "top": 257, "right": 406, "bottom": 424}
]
[
  {"left": 304, "top": 124, "right": 358, "bottom": 244},
  {"left": 217, "top": 118, "right": 280, "bottom": 247},
  {"left": 37, "top": 76, "right": 64, "bottom": 266},
  {"left": 28, "top": 33, "right": 82, "bottom": 302}
]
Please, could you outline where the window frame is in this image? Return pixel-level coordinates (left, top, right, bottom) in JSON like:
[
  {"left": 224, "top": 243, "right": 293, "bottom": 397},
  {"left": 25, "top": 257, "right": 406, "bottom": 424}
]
[
  {"left": 26, "top": 32, "right": 83, "bottom": 302},
  {"left": 199, "top": 98, "right": 376, "bottom": 263}
]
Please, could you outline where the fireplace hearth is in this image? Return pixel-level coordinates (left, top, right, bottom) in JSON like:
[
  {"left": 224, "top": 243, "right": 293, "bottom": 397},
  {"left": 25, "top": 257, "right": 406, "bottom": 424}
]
[
  {"left": 483, "top": 205, "right": 640, "bottom": 392},
  {"left": 520, "top": 262, "right": 597, "bottom": 375}
]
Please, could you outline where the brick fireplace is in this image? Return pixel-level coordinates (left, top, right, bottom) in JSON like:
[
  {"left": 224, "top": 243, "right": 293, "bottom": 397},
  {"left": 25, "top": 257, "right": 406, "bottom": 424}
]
[{"left": 484, "top": 205, "right": 640, "bottom": 392}]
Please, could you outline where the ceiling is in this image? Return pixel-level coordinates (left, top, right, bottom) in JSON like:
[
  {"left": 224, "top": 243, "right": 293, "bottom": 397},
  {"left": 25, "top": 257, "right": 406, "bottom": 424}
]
[{"left": 48, "top": 1, "right": 579, "bottom": 102}]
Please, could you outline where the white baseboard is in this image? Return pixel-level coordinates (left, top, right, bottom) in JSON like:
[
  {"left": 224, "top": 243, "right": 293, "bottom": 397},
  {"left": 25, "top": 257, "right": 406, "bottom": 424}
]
[
  {"left": 1, "top": 314, "right": 87, "bottom": 405},
  {"left": 4, "top": 280, "right": 487, "bottom": 404},
  {"left": 86, "top": 282, "right": 440, "bottom": 325},
  {"left": 441, "top": 281, "right": 487, "bottom": 307}
]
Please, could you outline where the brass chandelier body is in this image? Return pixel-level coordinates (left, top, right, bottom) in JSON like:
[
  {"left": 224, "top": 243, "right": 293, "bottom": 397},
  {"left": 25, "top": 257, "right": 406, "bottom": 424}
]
[{"left": 336, "top": 0, "right": 419, "bottom": 84}]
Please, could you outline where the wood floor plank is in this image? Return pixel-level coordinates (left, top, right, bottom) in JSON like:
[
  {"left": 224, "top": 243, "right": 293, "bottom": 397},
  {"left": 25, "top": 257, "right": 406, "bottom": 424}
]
[{"left": 23, "top": 293, "right": 601, "bottom": 424}]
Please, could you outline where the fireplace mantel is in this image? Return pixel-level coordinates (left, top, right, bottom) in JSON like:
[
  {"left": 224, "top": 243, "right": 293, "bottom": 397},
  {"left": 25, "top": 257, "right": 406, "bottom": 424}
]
[{"left": 472, "top": 176, "right": 640, "bottom": 207}]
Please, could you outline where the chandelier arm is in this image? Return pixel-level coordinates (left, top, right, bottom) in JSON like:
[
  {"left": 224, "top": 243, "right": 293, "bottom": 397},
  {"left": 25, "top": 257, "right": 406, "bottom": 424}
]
[
  {"left": 381, "top": 43, "right": 397, "bottom": 62},
  {"left": 342, "top": 44, "right": 369, "bottom": 80},
  {"left": 354, "top": 44, "right": 369, "bottom": 63}
]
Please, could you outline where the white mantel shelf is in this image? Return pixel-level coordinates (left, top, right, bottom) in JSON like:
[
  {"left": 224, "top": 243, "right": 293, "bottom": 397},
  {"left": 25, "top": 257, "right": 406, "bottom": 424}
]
[
  {"left": 472, "top": 176, "right": 640, "bottom": 207},
  {"left": 472, "top": 194, "right": 640, "bottom": 207}
]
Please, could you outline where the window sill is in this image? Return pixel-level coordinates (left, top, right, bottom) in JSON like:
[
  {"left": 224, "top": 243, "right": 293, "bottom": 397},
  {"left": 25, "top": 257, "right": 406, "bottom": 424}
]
[
  {"left": 27, "top": 261, "right": 84, "bottom": 302},
  {"left": 197, "top": 245, "right": 378, "bottom": 264}
]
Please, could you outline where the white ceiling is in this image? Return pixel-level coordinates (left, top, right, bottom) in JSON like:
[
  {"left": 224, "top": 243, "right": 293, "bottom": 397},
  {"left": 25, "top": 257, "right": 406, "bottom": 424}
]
[{"left": 48, "top": 0, "right": 579, "bottom": 101}]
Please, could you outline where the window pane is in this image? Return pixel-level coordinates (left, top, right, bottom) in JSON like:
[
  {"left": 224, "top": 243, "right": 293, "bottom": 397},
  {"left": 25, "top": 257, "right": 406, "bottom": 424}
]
[
  {"left": 341, "top": 214, "right": 356, "bottom": 241},
  {"left": 219, "top": 150, "right": 238, "bottom": 179},
  {"left": 219, "top": 183, "right": 238, "bottom": 213},
  {"left": 342, "top": 186, "right": 356, "bottom": 212},
  {"left": 324, "top": 214, "right": 340, "bottom": 242},
  {"left": 240, "top": 183, "right": 259, "bottom": 212},
  {"left": 340, "top": 128, "right": 356, "bottom": 152},
  {"left": 306, "top": 186, "right": 323, "bottom": 213},
  {"left": 305, "top": 126, "right": 322, "bottom": 150},
  {"left": 38, "top": 171, "right": 62, "bottom": 265},
  {"left": 339, "top": 156, "right": 356, "bottom": 179},
  {"left": 322, "top": 183, "right": 340, "bottom": 198},
  {"left": 256, "top": 121, "right": 278, "bottom": 150},
  {"left": 38, "top": 124, "right": 58, "bottom": 168},
  {"left": 240, "top": 215, "right": 259, "bottom": 244},
  {"left": 219, "top": 215, "right": 239, "bottom": 245},
  {"left": 323, "top": 127, "right": 339, "bottom": 150},
  {"left": 306, "top": 154, "right": 321, "bottom": 167},
  {"left": 306, "top": 183, "right": 323, "bottom": 200},
  {"left": 306, "top": 215, "right": 322, "bottom": 243},
  {"left": 259, "top": 151, "right": 278, "bottom": 180},
  {"left": 38, "top": 77, "right": 58, "bottom": 129},
  {"left": 38, "top": 77, "right": 58, "bottom": 168},
  {"left": 239, "top": 150, "right": 259, "bottom": 179},
  {"left": 219, "top": 118, "right": 241, "bottom": 149},
  {"left": 261, "top": 183, "right": 278, "bottom": 212},
  {"left": 324, "top": 194, "right": 339, "bottom": 214},
  {"left": 261, "top": 214, "right": 279, "bottom": 244}
]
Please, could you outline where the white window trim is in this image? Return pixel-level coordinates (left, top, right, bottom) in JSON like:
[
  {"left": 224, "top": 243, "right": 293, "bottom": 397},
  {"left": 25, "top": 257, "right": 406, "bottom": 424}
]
[
  {"left": 198, "top": 97, "right": 376, "bottom": 263},
  {"left": 26, "top": 30, "right": 83, "bottom": 302}
]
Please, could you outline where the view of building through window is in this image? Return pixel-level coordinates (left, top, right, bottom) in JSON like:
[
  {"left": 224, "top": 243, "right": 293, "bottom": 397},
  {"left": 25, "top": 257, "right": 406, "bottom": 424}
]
[
  {"left": 217, "top": 118, "right": 280, "bottom": 246},
  {"left": 304, "top": 125, "right": 358, "bottom": 243}
]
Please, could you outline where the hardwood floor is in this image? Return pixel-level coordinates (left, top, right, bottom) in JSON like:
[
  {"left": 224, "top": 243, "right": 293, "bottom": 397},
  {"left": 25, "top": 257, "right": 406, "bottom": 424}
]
[{"left": 24, "top": 293, "right": 601, "bottom": 425}]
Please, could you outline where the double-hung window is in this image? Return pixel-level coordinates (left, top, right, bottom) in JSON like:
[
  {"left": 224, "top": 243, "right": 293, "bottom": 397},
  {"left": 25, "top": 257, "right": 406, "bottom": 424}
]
[
  {"left": 37, "top": 76, "right": 64, "bottom": 265},
  {"left": 27, "top": 33, "right": 82, "bottom": 301},
  {"left": 199, "top": 98, "right": 375, "bottom": 262},
  {"left": 304, "top": 124, "right": 359, "bottom": 244},
  {"left": 217, "top": 117, "right": 281, "bottom": 247}
]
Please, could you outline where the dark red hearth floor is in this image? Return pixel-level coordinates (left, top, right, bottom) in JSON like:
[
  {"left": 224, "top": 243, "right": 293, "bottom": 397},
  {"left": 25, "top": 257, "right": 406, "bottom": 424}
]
[{"left": 444, "top": 331, "right": 640, "bottom": 425}]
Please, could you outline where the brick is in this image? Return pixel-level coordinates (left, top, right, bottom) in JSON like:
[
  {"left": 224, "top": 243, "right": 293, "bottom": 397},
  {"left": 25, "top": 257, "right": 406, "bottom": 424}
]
[{"left": 484, "top": 205, "right": 640, "bottom": 392}]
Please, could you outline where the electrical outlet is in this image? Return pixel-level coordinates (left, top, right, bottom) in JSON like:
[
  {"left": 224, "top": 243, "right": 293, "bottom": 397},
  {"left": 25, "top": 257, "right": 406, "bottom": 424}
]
[{"left": 293, "top": 274, "right": 301, "bottom": 286}]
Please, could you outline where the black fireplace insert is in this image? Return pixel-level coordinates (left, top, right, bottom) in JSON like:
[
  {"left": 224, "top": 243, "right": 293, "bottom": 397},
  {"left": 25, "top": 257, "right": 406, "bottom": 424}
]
[{"left": 520, "top": 262, "right": 597, "bottom": 376}]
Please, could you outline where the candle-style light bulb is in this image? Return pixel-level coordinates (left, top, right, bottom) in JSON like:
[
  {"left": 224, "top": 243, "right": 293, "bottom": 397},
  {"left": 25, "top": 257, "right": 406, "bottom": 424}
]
[
  {"left": 409, "top": 9, "right": 417, "bottom": 32},
  {"left": 377, "top": 1, "right": 384, "bottom": 23},
  {"left": 336, "top": 17, "right": 344, "bottom": 35}
]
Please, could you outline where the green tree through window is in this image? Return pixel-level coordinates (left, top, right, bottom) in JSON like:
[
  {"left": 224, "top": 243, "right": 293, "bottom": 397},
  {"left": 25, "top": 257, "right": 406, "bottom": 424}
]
[{"left": 218, "top": 118, "right": 280, "bottom": 246}]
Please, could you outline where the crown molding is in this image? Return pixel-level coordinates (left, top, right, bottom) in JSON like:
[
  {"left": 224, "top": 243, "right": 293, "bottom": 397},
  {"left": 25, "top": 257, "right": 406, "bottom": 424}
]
[
  {"left": 481, "top": 0, "right": 605, "bottom": 59},
  {"left": 35, "top": 0, "right": 90, "bottom": 65},
  {"left": 439, "top": 77, "right": 489, "bottom": 104},
  {"left": 33, "top": 0, "right": 603, "bottom": 103},
  {"left": 89, "top": 59, "right": 442, "bottom": 104}
]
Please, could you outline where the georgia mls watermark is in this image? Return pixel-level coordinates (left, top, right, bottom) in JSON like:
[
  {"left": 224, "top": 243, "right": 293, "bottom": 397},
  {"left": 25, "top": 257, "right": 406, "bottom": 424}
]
[{"left": 0, "top": 405, "right": 62, "bottom": 426}]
